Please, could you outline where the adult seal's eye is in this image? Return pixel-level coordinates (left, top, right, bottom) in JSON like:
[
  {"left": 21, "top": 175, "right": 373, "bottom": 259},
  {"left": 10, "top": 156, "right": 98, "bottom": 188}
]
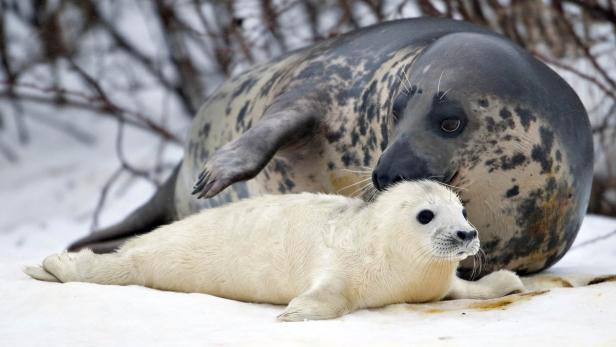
[
  {"left": 417, "top": 210, "right": 435, "bottom": 224},
  {"left": 441, "top": 118, "right": 461, "bottom": 133}
]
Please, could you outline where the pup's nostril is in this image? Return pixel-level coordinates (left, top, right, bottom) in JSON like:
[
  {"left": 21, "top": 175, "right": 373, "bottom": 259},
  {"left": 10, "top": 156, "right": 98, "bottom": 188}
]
[
  {"left": 456, "top": 230, "right": 478, "bottom": 241},
  {"left": 456, "top": 231, "right": 467, "bottom": 240}
]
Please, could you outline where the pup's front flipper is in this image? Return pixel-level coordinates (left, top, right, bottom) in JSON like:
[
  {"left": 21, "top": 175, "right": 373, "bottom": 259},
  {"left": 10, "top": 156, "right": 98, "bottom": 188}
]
[
  {"left": 277, "top": 288, "right": 353, "bottom": 322},
  {"left": 447, "top": 270, "right": 525, "bottom": 300}
]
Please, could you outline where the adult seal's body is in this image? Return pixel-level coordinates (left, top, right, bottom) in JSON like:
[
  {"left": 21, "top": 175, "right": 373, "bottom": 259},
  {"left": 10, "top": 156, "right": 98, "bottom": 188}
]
[
  {"left": 69, "top": 18, "right": 594, "bottom": 277},
  {"left": 27, "top": 181, "right": 525, "bottom": 321}
]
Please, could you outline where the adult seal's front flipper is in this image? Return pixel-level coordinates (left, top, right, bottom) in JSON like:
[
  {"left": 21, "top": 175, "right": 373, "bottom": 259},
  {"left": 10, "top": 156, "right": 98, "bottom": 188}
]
[
  {"left": 67, "top": 163, "right": 181, "bottom": 253},
  {"left": 191, "top": 95, "right": 321, "bottom": 200}
]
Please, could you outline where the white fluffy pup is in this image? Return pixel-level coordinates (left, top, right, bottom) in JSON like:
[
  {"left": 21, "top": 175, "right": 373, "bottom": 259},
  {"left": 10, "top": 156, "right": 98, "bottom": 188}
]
[{"left": 25, "top": 180, "right": 524, "bottom": 321}]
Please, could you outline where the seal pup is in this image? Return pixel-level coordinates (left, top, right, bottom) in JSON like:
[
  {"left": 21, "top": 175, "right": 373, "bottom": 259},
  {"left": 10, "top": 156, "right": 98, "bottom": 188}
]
[
  {"left": 28, "top": 181, "right": 524, "bottom": 321},
  {"left": 67, "top": 18, "right": 593, "bottom": 278}
]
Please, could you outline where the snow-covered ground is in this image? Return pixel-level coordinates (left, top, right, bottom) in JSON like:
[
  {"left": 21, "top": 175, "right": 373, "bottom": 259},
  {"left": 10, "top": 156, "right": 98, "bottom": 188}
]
[{"left": 2, "top": 114, "right": 616, "bottom": 346}]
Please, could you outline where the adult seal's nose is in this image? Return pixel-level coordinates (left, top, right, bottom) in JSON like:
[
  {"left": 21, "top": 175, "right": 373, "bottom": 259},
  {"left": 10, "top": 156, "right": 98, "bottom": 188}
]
[
  {"left": 372, "top": 171, "right": 404, "bottom": 191},
  {"left": 456, "top": 230, "right": 478, "bottom": 241},
  {"left": 372, "top": 136, "right": 436, "bottom": 191},
  {"left": 372, "top": 157, "right": 388, "bottom": 191}
]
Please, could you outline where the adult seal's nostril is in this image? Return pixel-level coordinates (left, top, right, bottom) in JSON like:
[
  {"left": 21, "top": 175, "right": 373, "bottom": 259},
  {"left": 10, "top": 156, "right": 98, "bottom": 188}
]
[
  {"left": 372, "top": 171, "right": 382, "bottom": 191},
  {"left": 372, "top": 170, "right": 406, "bottom": 191},
  {"left": 391, "top": 175, "right": 405, "bottom": 186},
  {"left": 373, "top": 171, "right": 406, "bottom": 191}
]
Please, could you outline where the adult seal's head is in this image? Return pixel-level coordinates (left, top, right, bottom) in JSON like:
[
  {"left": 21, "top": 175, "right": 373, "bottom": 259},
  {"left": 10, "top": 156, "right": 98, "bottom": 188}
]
[{"left": 372, "top": 32, "right": 593, "bottom": 276}]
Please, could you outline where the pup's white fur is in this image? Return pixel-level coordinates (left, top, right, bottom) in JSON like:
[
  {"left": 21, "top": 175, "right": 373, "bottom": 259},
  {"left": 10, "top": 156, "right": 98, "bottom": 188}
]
[{"left": 25, "top": 181, "right": 524, "bottom": 321}]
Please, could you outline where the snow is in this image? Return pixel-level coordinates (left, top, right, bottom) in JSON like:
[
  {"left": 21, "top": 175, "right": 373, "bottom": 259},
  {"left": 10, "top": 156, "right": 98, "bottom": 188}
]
[
  {"left": 1, "top": 109, "right": 616, "bottom": 346},
  {"left": 2, "top": 271, "right": 615, "bottom": 347}
]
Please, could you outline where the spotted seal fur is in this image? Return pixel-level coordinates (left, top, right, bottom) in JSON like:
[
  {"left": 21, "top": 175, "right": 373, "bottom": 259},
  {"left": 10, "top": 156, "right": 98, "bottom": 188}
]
[
  {"left": 68, "top": 17, "right": 593, "bottom": 278},
  {"left": 28, "top": 181, "right": 525, "bottom": 321}
]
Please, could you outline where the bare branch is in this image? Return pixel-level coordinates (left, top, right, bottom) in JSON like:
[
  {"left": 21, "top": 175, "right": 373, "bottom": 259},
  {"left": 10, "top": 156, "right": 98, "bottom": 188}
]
[
  {"left": 90, "top": 167, "right": 123, "bottom": 232},
  {"left": 0, "top": 80, "right": 183, "bottom": 144},
  {"left": 572, "top": 229, "right": 616, "bottom": 249},
  {"left": 530, "top": 50, "right": 616, "bottom": 101},
  {"left": 0, "top": 137, "right": 17, "bottom": 163},
  {"left": 115, "top": 117, "right": 160, "bottom": 187}
]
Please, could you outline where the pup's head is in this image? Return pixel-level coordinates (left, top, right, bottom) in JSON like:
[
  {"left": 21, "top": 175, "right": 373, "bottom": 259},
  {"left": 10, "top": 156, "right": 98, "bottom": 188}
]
[{"left": 374, "top": 180, "right": 479, "bottom": 261}]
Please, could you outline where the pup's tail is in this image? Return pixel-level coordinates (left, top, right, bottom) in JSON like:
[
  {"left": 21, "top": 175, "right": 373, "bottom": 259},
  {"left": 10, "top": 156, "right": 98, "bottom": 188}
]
[{"left": 24, "top": 250, "right": 138, "bottom": 285}]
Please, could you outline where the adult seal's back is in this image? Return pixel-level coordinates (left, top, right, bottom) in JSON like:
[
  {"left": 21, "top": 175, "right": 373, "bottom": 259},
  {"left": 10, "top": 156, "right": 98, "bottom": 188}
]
[{"left": 69, "top": 17, "right": 593, "bottom": 278}]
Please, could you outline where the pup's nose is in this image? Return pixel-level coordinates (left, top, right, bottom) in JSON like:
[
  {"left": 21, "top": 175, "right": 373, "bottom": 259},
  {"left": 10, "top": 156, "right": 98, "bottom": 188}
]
[{"left": 456, "top": 230, "right": 477, "bottom": 241}]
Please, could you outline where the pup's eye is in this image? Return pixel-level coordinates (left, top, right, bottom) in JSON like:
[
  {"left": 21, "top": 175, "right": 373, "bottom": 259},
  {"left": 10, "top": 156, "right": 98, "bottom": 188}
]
[
  {"left": 462, "top": 209, "right": 468, "bottom": 219},
  {"left": 417, "top": 210, "right": 435, "bottom": 224},
  {"left": 441, "top": 118, "right": 461, "bottom": 133}
]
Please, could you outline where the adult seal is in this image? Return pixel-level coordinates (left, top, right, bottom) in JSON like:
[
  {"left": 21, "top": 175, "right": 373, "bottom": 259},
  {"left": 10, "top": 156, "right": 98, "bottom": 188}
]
[
  {"left": 28, "top": 181, "right": 525, "bottom": 321},
  {"left": 68, "top": 17, "right": 594, "bottom": 278}
]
